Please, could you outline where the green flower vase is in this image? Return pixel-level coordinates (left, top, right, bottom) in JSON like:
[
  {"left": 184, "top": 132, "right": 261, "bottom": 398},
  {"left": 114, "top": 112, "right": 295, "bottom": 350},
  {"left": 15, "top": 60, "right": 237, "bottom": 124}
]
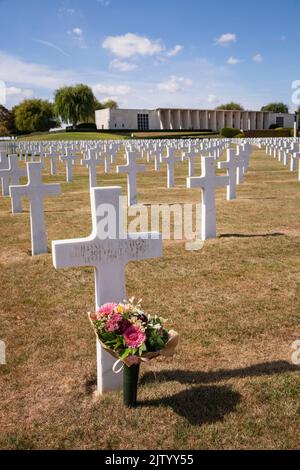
[{"left": 123, "top": 363, "right": 140, "bottom": 407}]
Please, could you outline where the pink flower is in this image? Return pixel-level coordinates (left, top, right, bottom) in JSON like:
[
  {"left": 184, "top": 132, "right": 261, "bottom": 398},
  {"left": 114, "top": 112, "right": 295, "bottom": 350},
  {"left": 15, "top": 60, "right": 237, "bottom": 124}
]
[
  {"left": 106, "top": 313, "right": 123, "bottom": 332},
  {"left": 123, "top": 325, "right": 146, "bottom": 348},
  {"left": 97, "top": 303, "right": 117, "bottom": 318}
]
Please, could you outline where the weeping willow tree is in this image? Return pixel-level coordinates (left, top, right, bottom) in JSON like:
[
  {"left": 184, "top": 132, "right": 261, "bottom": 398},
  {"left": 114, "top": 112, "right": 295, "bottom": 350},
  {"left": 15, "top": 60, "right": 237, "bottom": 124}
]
[{"left": 54, "top": 84, "right": 96, "bottom": 126}]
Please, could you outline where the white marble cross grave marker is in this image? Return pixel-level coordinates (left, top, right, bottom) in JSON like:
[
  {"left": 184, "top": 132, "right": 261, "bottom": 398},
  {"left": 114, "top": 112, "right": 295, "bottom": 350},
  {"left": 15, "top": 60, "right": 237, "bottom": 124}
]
[
  {"left": 52, "top": 186, "right": 162, "bottom": 394},
  {"left": 187, "top": 156, "right": 229, "bottom": 240},
  {"left": 102, "top": 145, "right": 113, "bottom": 173},
  {"left": 47, "top": 153, "right": 59, "bottom": 176},
  {"left": 152, "top": 147, "right": 161, "bottom": 171},
  {"left": 236, "top": 147, "right": 245, "bottom": 184},
  {"left": 103, "top": 153, "right": 111, "bottom": 174},
  {"left": 218, "top": 148, "right": 237, "bottom": 200},
  {"left": 290, "top": 152, "right": 300, "bottom": 172},
  {"left": 0, "top": 152, "right": 9, "bottom": 196},
  {"left": 161, "top": 147, "right": 181, "bottom": 188},
  {"left": 9, "top": 162, "right": 61, "bottom": 255},
  {"left": 241, "top": 143, "right": 251, "bottom": 172},
  {"left": 0, "top": 151, "right": 7, "bottom": 164},
  {"left": 117, "top": 151, "right": 146, "bottom": 206},
  {"left": 81, "top": 153, "right": 102, "bottom": 188},
  {"left": 182, "top": 146, "right": 199, "bottom": 177},
  {"left": 0, "top": 155, "right": 27, "bottom": 197},
  {"left": 60, "top": 155, "right": 77, "bottom": 183}
]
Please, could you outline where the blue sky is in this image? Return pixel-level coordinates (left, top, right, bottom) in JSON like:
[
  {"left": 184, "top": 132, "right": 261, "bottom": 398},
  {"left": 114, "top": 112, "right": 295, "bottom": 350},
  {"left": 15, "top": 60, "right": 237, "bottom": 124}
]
[{"left": 0, "top": 0, "right": 300, "bottom": 111}]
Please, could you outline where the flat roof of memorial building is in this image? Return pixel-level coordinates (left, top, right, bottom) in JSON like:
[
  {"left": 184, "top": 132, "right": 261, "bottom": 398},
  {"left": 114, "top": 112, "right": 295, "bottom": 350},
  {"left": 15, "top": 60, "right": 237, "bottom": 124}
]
[
  {"left": 155, "top": 108, "right": 292, "bottom": 114},
  {"left": 102, "top": 107, "right": 293, "bottom": 115}
]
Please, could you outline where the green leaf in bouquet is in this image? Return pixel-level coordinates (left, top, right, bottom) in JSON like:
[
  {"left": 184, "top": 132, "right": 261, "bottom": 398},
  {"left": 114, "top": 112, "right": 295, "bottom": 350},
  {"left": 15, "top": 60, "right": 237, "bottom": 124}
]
[
  {"left": 119, "top": 347, "right": 139, "bottom": 360},
  {"left": 138, "top": 343, "right": 147, "bottom": 356},
  {"left": 146, "top": 328, "right": 168, "bottom": 351},
  {"left": 119, "top": 350, "right": 129, "bottom": 360}
]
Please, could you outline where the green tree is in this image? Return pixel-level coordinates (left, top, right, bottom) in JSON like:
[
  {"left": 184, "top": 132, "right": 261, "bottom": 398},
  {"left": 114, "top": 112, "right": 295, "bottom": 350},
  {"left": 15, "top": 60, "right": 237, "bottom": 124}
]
[
  {"left": 103, "top": 99, "right": 118, "bottom": 109},
  {"left": 94, "top": 98, "right": 119, "bottom": 111},
  {"left": 297, "top": 106, "right": 300, "bottom": 129},
  {"left": 13, "top": 99, "right": 57, "bottom": 133},
  {"left": 0, "top": 105, "right": 14, "bottom": 135},
  {"left": 261, "top": 102, "right": 289, "bottom": 113},
  {"left": 216, "top": 102, "right": 244, "bottom": 111},
  {"left": 54, "top": 84, "right": 95, "bottom": 126},
  {"left": 94, "top": 98, "right": 104, "bottom": 111}
]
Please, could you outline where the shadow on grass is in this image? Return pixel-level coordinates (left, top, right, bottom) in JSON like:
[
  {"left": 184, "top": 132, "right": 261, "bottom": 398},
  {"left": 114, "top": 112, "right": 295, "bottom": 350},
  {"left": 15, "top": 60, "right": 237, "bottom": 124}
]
[
  {"left": 140, "top": 361, "right": 298, "bottom": 386},
  {"left": 85, "top": 361, "right": 298, "bottom": 424},
  {"left": 239, "top": 197, "right": 278, "bottom": 200},
  {"left": 219, "top": 232, "right": 285, "bottom": 238},
  {"left": 84, "top": 378, "right": 241, "bottom": 425},
  {"left": 22, "top": 209, "right": 72, "bottom": 213},
  {"left": 26, "top": 247, "right": 51, "bottom": 256},
  {"left": 138, "top": 385, "right": 241, "bottom": 425}
]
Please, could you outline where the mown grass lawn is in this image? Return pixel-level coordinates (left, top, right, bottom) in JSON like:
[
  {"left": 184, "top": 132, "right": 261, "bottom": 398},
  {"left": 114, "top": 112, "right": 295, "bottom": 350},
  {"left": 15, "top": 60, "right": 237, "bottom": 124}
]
[
  {"left": 18, "top": 132, "right": 129, "bottom": 141},
  {"left": 131, "top": 131, "right": 219, "bottom": 139},
  {"left": 0, "top": 147, "right": 299, "bottom": 450},
  {"left": 18, "top": 130, "right": 220, "bottom": 141}
]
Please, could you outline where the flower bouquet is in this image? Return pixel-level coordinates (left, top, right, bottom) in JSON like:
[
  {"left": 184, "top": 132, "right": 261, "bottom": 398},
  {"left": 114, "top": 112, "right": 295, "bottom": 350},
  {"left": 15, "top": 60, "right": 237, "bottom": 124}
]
[{"left": 89, "top": 298, "right": 178, "bottom": 407}]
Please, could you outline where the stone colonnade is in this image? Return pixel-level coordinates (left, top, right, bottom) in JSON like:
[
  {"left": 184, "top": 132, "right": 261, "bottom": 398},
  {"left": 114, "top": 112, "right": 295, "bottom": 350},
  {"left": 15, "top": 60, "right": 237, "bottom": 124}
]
[{"left": 157, "top": 109, "right": 272, "bottom": 131}]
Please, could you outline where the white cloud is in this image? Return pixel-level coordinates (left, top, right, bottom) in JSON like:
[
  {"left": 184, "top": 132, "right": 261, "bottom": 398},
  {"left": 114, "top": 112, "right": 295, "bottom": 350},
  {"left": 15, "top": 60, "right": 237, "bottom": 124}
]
[
  {"left": 35, "top": 39, "right": 70, "bottom": 57},
  {"left": 68, "top": 27, "right": 87, "bottom": 49},
  {"left": 166, "top": 45, "right": 183, "bottom": 57},
  {"left": 2, "top": 86, "right": 34, "bottom": 107},
  {"left": 5, "top": 86, "right": 33, "bottom": 98},
  {"left": 253, "top": 53, "right": 263, "bottom": 63},
  {"left": 102, "top": 33, "right": 164, "bottom": 58},
  {"left": 207, "top": 94, "right": 219, "bottom": 104},
  {"left": 93, "top": 83, "right": 131, "bottom": 97},
  {"left": 215, "top": 33, "right": 237, "bottom": 46},
  {"left": 0, "top": 51, "right": 77, "bottom": 89},
  {"left": 227, "top": 56, "right": 242, "bottom": 65},
  {"left": 97, "top": 0, "right": 110, "bottom": 5},
  {"left": 109, "top": 59, "right": 137, "bottom": 71},
  {"left": 157, "top": 75, "right": 192, "bottom": 93}
]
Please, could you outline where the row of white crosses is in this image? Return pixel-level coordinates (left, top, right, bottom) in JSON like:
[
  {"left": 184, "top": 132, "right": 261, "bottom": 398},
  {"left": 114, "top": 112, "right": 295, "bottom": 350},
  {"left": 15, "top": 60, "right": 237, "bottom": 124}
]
[
  {"left": 0, "top": 139, "right": 251, "bottom": 394},
  {"left": 14, "top": 138, "right": 231, "bottom": 192},
  {"left": 51, "top": 140, "right": 251, "bottom": 391},
  {"left": 10, "top": 139, "right": 239, "bottom": 216},
  {"left": 263, "top": 138, "right": 300, "bottom": 180},
  {"left": 0, "top": 138, "right": 252, "bottom": 256}
]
